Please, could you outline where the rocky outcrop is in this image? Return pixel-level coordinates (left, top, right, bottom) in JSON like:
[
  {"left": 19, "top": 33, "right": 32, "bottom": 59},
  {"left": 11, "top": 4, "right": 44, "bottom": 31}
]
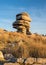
[
  {"left": 0, "top": 57, "right": 46, "bottom": 65},
  {"left": 13, "top": 12, "right": 31, "bottom": 34},
  {"left": 0, "top": 51, "right": 46, "bottom": 65}
]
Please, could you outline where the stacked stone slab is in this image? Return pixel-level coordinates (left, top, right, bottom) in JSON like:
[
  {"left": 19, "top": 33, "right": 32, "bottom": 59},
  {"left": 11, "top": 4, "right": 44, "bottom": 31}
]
[{"left": 13, "top": 12, "right": 31, "bottom": 34}]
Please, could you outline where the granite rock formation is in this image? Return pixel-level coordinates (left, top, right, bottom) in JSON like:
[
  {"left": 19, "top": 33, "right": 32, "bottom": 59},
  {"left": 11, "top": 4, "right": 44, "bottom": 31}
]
[{"left": 13, "top": 12, "right": 31, "bottom": 34}]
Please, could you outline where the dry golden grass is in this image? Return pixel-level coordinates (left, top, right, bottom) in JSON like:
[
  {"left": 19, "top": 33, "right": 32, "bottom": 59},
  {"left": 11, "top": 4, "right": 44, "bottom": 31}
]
[{"left": 0, "top": 29, "right": 46, "bottom": 58}]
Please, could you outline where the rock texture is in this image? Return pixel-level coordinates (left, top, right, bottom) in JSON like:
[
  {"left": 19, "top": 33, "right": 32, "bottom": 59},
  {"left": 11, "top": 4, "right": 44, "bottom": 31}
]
[
  {"left": 13, "top": 12, "right": 31, "bottom": 34},
  {"left": 0, "top": 57, "right": 46, "bottom": 65}
]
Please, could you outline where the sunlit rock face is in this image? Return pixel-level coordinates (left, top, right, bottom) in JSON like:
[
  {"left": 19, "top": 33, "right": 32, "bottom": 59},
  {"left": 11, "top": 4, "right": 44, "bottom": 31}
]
[{"left": 13, "top": 12, "right": 32, "bottom": 35}]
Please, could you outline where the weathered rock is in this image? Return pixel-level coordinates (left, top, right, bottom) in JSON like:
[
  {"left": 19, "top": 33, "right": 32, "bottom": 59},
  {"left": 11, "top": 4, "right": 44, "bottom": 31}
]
[
  {"left": 0, "top": 51, "right": 5, "bottom": 61},
  {"left": 17, "top": 26, "right": 26, "bottom": 34},
  {"left": 17, "top": 58, "right": 25, "bottom": 63},
  {"left": 13, "top": 12, "right": 31, "bottom": 35},
  {"left": 16, "top": 12, "right": 30, "bottom": 17},
  {"left": 13, "top": 20, "right": 30, "bottom": 27},
  {"left": 16, "top": 15, "right": 31, "bottom": 22},
  {"left": 16, "top": 20, "right": 30, "bottom": 24},
  {"left": 4, "top": 54, "right": 16, "bottom": 62},
  {"left": 25, "top": 57, "right": 36, "bottom": 64}
]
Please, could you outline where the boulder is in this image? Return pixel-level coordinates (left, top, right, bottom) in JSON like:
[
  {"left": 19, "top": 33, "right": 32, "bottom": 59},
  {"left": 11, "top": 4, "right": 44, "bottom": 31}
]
[
  {"left": 4, "top": 54, "right": 16, "bottom": 62},
  {"left": 0, "top": 51, "right": 5, "bottom": 61}
]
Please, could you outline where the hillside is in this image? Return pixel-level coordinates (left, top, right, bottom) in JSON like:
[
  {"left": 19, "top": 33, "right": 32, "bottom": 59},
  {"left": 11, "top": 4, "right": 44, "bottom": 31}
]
[
  {"left": 0, "top": 12, "right": 46, "bottom": 65},
  {"left": 0, "top": 29, "right": 46, "bottom": 58}
]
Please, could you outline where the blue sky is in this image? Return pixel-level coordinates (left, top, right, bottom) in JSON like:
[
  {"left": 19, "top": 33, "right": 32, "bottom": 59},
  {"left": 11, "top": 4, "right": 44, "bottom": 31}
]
[{"left": 0, "top": 0, "right": 46, "bottom": 34}]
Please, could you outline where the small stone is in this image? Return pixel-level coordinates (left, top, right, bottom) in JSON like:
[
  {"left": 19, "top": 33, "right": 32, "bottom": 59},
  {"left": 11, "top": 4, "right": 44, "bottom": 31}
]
[
  {"left": 25, "top": 57, "right": 36, "bottom": 64},
  {"left": 17, "top": 58, "right": 24, "bottom": 63}
]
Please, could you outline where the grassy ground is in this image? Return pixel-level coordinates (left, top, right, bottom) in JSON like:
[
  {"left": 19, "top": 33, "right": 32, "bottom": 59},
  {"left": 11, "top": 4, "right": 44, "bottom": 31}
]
[{"left": 0, "top": 29, "right": 46, "bottom": 58}]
